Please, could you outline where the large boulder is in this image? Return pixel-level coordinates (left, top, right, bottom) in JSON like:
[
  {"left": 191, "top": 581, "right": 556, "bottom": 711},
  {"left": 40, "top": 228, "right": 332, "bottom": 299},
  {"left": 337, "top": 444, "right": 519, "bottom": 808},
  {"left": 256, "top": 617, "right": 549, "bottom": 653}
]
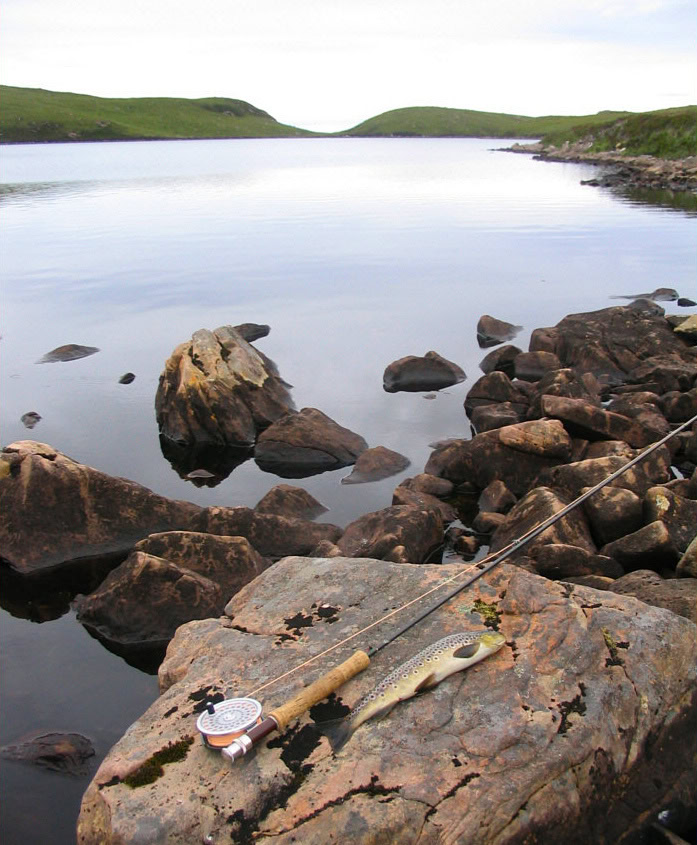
[
  {"left": 336, "top": 505, "right": 443, "bottom": 563},
  {"left": 0, "top": 442, "right": 202, "bottom": 575},
  {"left": 254, "top": 408, "right": 368, "bottom": 477},
  {"left": 643, "top": 486, "right": 697, "bottom": 554},
  {"left": 607, "top": 569, "right": 697, "bottom": 624},
  {"left": 382, "top": 351, "right": 466, "bottom": 393},
  {"left": 155, "top": 325, "right": 294, "bottom": 449},
  {"left": 77, "top": 557, "right": 697, "bottom": 845},
  {"left": 464, "top": 372, "right": 529, "bottom": 417}
]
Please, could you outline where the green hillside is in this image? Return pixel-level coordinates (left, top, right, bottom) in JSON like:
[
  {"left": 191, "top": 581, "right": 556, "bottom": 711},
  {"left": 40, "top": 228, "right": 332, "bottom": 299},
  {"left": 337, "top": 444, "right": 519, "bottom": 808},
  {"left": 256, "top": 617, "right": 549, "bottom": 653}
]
[
  {"left": 342, "top": 106, "right": 631, "bottom": 138},
  {"left": 541, "top": 106, "right": 697, "bottom": 159},
  {"left": 0, "top": 86, "right": 316, "bottom": 142}
]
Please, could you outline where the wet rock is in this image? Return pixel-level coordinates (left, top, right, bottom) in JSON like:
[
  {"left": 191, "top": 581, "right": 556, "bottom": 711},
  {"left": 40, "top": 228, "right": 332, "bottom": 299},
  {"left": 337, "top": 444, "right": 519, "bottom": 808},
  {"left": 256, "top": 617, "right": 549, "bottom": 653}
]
[
  {"left": 37, "top": 344, "right": 99, "bottom": 363},
  {"left": 199, "top": 506, "right": 342, "bottom": 559},
  {"left": 254, "top": 408, "right": 368, "bottom": 477},
  {"left": 464, "top": 371, "right": 529, "bottom": 416},
  {"left": 659, "top": 388, "right": 697, "bottom": 423},
  {"left": 73, "top": 552, "right": 224, "bottom": 647},
  {"left": 476, "top": 314, "right": 523, "bottom": 348},
  {"left": 426, "top": 429, "right": 562, "bottom": 497},
  {"left": 607, "top": 569, "right": 697, "bottom": 623},
  {"left": 513, "top": 351, "right": 561, "bottom": 382},
  {"left": 341, "top": 446, "right": 410, "bottom": 484},
  {"left": 535, "top": 446, "right": 671, "bottom": 499},
  {"left": 490, "top": 486, "right": 596, "bottom": 560},
  {"left": 498, "top": 419, "right": 572, "bottom": 460},
  {"left": 155, "top": 325, "right": 294, "bottom": 450},
  {"left": 581, "top": 485, "right": 643, "bottom": 546},
  {"left": 531, "top": 544, "right": 623, "bottom": 580},
  {"left": 133, "top": 532, "right": 271, "bottom": 601},
  {"left": 392, "top": 486, "right": 457, "bottom": 525},
  {"left": 232, "top": 322, "right": 270, "bottom": 342},
  {"left": 118, "top": 372, "right": 135, "bottom": 384},
  {"left": 397, "top": 473, "right": 454, "bottom": 499},
  {"left": 20, "top": 411, "right": 41, "bottom": 429},
  {"left": 676, "top": 535, "right": 697, "bottom": 578},
  {"left": 552, "top": 305, "right": 694, "bottom": 383},
  {"left": 627, "top": 354, "right": 697, "bottom": 394},
  {"left": 529, "top": 326, "right": 560, "bottom": 354},
  {"left": 382, "top": 350, "right": 466, "bottom": 393},
  {"left": 472, "top": 511, "right": 507, "bottom": 535},
  {"left": 478, "top": 479, "right": 516, "bottom": 514},
  {"left": 643, "top": 486, "right": 697, "bottom": 553},
  {"left": 540, "top": 395, "right": 654, "bottom": 448},
  {"left": 525, "top": 368, "right": 601, "bottom": 419},
  {"left": 478, "top": 344, "right": 522, "bottom": 379},
  {"left": 254, "top": 485, "right": 328, "bottom": 520},
  {"left": 78, "top": 557, "right": 697, "bottom": 845},
  {"left": 336, "top": 505, "right": 442, "bottom": 563},
  {"left": 600, "top": 521, "right": 680, "bottom": 571},
  {"left": 0, "top": 441, "right": 203, "bottom": 575},
  {"left": 470, "top": 401, "right": 522, "bottom": 432},
  {"left": 0, "top": 732, "right": 95, "bottom": 775}
]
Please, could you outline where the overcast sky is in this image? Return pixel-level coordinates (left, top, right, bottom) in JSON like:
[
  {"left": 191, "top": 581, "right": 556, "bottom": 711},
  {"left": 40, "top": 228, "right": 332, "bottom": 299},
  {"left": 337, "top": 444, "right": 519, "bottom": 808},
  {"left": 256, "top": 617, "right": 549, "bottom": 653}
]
[{"left": 2, "top": 0, "right": 695, "bottom": 132}]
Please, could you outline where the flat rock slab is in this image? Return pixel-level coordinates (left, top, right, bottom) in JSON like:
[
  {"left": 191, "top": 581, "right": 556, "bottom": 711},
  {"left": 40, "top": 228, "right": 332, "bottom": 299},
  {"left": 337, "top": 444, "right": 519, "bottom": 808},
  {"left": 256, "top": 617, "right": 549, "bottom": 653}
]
[
  {"left": 254, "top": 408, "right": 368, "bottom": 477},
  {"left": 0, "top": 441, "right": 203, "bottom": 575},
  {"left": 383, "top": 351, "right": 466, "bottom": 393},
  {"left": 77, "top": 557, "right": 696, "bottom": 845}
]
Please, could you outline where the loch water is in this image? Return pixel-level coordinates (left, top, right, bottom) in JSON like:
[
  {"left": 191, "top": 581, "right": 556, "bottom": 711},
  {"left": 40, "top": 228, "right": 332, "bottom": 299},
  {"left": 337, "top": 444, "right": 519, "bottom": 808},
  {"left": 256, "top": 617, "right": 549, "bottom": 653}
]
[{"left": 1, "top": 138, "right": 695, "bottom": 843}]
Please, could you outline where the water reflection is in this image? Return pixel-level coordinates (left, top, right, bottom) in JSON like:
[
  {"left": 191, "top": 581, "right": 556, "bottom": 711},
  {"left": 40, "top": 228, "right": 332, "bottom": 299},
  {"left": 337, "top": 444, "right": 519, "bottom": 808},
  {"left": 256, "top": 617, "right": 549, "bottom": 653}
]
[{"left": 159, "top": 436, "right": 253, "bottom": 487}]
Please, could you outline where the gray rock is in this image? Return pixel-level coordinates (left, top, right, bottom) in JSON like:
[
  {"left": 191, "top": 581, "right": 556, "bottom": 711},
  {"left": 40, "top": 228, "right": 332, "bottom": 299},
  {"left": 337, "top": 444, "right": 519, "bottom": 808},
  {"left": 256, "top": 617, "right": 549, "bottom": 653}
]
[
  {"left": 37, "top": 344, "right": 99, "bottom": 363},
  {"left": 77, "top": 557, "right": 697, "bottom": 845}
]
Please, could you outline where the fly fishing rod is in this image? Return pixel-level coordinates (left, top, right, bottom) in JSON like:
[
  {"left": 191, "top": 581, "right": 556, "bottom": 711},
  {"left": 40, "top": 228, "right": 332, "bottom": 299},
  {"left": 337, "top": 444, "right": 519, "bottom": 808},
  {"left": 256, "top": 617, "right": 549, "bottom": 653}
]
[{"left": 196, "top": 412, "right": 697, "bottom": 762}]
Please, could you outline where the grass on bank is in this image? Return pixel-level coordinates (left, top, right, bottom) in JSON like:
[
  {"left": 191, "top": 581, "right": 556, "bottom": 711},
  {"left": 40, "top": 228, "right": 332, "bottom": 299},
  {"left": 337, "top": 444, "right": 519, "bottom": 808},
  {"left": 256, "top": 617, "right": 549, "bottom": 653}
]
[
  {"left": 342, "top": 106, "right": 632, "bottom": 139},
  {"left": 0, "top": 86, "right": 315, "bottom": 142},
  {"left": 540, "top": 106, "right": 697, "bottom": 159}
]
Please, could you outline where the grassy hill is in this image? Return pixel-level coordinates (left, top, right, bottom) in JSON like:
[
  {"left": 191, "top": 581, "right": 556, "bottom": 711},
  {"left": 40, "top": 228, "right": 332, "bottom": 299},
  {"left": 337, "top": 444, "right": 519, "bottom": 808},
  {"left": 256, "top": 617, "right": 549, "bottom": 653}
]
[
  {"left": 342, "top": 106, "right": 632, "bottom": 139},
  {"left": 540, "top": 106, "right": 697, "bottom": 159},
  {"left": 0, "top": 86, "right": 316, "bottom": 142}
]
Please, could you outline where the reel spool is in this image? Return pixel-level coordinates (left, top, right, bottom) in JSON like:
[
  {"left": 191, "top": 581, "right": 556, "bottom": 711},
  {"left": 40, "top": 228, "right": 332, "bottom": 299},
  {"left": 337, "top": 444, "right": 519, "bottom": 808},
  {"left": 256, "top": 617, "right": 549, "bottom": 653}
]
[{"left": 196, "top": 698, "right": 262, "bottom": 750}]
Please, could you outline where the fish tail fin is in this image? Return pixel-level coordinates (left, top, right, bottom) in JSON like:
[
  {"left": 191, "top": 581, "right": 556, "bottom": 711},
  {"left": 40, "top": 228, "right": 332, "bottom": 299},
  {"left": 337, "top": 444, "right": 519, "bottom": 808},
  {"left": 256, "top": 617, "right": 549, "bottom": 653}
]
[{"left": 315, "top": 717, "right": 354, "bottom": 753}]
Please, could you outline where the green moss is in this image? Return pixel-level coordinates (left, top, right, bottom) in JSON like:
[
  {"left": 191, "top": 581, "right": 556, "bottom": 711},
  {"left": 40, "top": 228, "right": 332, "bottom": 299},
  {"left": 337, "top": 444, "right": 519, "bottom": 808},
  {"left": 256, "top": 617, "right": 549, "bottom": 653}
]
[
  {"left": 602, "top": 628, "right": 626, "bottom": 667},
  {"left": 472, "top": 599, "right": 501, "bottom": 630},
  {"left": 122, "top": 736, "right": 194, "bottom": 789}
]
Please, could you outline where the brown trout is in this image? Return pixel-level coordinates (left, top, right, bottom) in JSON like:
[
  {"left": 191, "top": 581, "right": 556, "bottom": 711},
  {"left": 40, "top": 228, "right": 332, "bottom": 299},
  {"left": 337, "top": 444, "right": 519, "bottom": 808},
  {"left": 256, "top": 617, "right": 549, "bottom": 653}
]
[{"left": 319, "top": 630, "right": 506, "bottom": 752}]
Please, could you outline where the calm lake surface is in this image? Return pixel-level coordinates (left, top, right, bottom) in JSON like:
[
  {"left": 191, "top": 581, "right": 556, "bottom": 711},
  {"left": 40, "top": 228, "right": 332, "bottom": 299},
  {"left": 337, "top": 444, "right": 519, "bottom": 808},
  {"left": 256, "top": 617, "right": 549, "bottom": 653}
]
[{"left": 1, "top": 138, "right": 695, "bottom": 843}]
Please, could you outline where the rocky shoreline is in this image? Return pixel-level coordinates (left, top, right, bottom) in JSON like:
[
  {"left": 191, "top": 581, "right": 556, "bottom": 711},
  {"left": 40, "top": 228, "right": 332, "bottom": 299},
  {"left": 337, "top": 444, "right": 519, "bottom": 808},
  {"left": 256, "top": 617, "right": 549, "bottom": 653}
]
[
  {"left": 2, "top": 299, "right": 696, "bottom": 843},
  {"left": 505, "top": 141, "right": 697, "bottom": 193}
]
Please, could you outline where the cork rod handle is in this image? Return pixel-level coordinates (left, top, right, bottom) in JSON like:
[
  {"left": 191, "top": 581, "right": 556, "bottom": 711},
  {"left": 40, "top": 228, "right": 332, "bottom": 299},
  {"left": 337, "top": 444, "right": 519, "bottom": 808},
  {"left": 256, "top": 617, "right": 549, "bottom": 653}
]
[{"left": 268, "top": 650, "right": 370, "bottom": 731}]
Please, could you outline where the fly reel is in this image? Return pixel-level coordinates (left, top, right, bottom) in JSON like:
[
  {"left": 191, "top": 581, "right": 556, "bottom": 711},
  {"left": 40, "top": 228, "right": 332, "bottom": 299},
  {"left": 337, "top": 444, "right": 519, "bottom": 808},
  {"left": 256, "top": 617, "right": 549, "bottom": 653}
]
[{"left": 196, "top": 698, "right": 262, "bottom": 750}]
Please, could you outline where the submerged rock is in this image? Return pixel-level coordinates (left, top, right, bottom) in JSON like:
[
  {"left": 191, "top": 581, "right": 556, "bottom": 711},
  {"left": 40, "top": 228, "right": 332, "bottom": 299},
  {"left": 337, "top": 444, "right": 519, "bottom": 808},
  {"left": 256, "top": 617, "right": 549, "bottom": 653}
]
[
  {"left": 382, "top": 350, "right": 466, "bottom": 393},
  {"left": 1, "top": 732, "right": 95, "bottom": 775},
  {"left": 476, "top": 314, "right": 523, "bottom": 348},
  {"left": 77, "top": 557, "right": 697, "bottom": 845},
  {"left": 341, "top": 445, "right": 411, "bottom": 484},
  {"left": 254, "top": 408, "right": 368, "bottom": 477},
  {"left": 155, "top": 325, "right": 294, "bottom": 450},
  {"left": 20, "top": 411, "right": 41, "bottom": 429},
  {"left": 37, "top": 344, "right": 99, "bottom": 363},
  {"left": 118, "top": 372, "right": 135, "bottom": 384}
]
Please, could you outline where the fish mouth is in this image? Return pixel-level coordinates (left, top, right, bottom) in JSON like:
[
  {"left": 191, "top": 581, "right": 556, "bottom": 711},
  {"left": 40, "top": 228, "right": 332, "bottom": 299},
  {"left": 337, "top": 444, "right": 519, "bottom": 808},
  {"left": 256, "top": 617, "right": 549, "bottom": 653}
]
[{"left": 479, "top": 632, "right": 506, "bottom": 649}]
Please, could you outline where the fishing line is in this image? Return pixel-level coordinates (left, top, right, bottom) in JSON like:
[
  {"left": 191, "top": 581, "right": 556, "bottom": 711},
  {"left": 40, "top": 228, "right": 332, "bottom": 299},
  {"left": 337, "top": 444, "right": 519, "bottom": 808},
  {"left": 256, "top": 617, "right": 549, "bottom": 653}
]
[{"left": 246, "top": 411, "right": 696, "bottom": 700}]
